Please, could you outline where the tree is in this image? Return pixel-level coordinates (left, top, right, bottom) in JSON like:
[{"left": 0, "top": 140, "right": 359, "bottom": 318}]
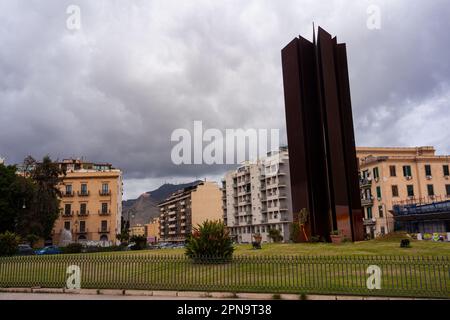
[
  {"left": 116, "top": 229, "right": 130, "bottom": 245},
  {"left": 16, "top": 156, "right": 65, "bottom": 239},
  {"left": 290, "top": 208, "right": 310, "bottom": 243},
  {"left": 268, "top": 228, "right": 283, "bottom": 243},
  {"left": 0, "top": 164, "right": 21, "bottom": 233},
  {"left": 0, "top": 164, "right": 35, "bottom": 234}
]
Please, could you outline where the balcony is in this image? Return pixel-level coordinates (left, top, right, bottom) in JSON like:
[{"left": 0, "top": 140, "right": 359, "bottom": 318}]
[
  {"left": 77, "top": 191, "right": 90, "bottom": 197},
  {"left": 62, "top": 211, "right": 74, "bottom": 217},
  {"left": 360, "top": 179, "right": 372, "bottom": 188},
  {"left": 98, "top": 228, "right": 110, "bottom": 233},
  {"left": 77, "top": 210, "right": 90, "bottom": 217},
  {"left": 76, "top": 228, "right": 88, "bottom": 235},
  {"left": 62, "top": 191, "right": 74, "bottom": 197},
  {"left": 363, "top": 218, "right": 376, "bottom": 226},
  {"left": 361, "top": 197, "right": 374, "bottom": 207},
  {"left": 98, "top": 210, "right": 111, "bottom": 216},
  {"left": 99, "top": 190, "right": 111, "bottom": 196}
]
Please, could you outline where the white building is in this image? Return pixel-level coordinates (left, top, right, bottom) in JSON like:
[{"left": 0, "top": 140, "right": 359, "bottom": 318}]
[{"left": 222, "top": 147, "right": 293, "bottom": 243}]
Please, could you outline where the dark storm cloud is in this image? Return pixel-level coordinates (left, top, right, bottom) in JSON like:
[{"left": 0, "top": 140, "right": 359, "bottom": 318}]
[{"left": 0, "top": 0, "right": 449, "bottom": 198}]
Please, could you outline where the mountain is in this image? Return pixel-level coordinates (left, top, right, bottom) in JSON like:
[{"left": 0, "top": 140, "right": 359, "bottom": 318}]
[{"left": 122, "top": 181, "right": 203, "bottom": 226}]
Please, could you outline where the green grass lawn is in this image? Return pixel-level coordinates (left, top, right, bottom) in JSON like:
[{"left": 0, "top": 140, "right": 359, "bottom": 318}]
[{"left": 95, "top": 238, "right": 450, "bottom": 258}]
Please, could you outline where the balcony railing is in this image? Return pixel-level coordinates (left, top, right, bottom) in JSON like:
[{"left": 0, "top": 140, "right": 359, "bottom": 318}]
[
  {"left": 361, "top": 197, "right": 374, "bottom": 207},
  {"left": 62, "top": 211, "right": 74, "bottom": 217},
  {"left": 77, "top": 210, "right": 90, "bottom": 217},
  {"left": 77, "top": 191, "right": 90, "bottom": 197},
  {"left": 99, "top": 190, "right": 111, "bottom": 196},
  {"left": 62, "top": 191, "right": 74, "bottom": 197},
  {"left": 98, "top": 210, "right": 111, "bottom": 216},
  {"left": 363, "top": 218, "right": 376, "bottom": 226},
  {"left": 360, "top": 179, "right": 372, "bottom": 188},
  {"left": 98, "top": 228, "right": 110, "bottom": 233},
  {"left": 76, "top": 228, "right": 88, "bottom": 234}
]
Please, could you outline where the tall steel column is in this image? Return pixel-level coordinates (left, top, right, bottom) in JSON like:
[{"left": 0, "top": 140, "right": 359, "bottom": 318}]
[{"left": 281, "top": 27, "right": 364, "bottom": 242}]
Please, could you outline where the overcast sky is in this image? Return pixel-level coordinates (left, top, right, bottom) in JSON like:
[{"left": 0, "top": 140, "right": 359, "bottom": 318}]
[{"left": 1, "top": 0, "right": 449, "bottom": 199}]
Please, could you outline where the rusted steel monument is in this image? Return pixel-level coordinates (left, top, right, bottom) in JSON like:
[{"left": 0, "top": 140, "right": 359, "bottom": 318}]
[{"left": 281, "top": 27, "right": 364, "bottom": 242}]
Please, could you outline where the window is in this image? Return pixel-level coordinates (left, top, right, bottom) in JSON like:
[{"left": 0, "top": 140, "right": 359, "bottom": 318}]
[
  {"left": 101, "top": 220, "right": 108, "bottom": 232},
  {"left": 81, "top": 183, "right": 88, "bottom": 195},
  {"left": 367, "top": 207, "right": 373, "bottom": 219},
  {"left": 64, "top": 221, "right": 70, "bottom": 230},
  {"left": 425, "top": 165, "right": 432, "bottom": 177},
  {"left": 79, "top": 221, "right": 86, "bottom": 232},
  {"left": 389, "top": 166, "right": 396, "bottom": 177},
  {"left": 101, "top": 203, "right": 108, "bottom": 214},
  {"left": 373, "top": 167, "right": 379, "bottom": 179},
  {"left": 80, "top": 203, "right": 87, "bottom": 215},
  {"left": 403, "top": 165, "right": 412, "bottom": 177},
  {"left": 64, "top": 203, "right": 71, "bottom": 215},
  {"left": 101, "top": 183, "right": 109, "bottom": 194},
  {"left": 378, "top": 205, "right": 384, "bottom": 218},
  {"left": 376, "top": 186, "right": 382, "bottom": 199},
  {"left": 427, "top": 184, "right": 435, "bottom": 196},
  {"left": 407, "top": 185, "right": 414, "bottom": 197},
  {"left": 444, "top": 165, "right": 450, "bottom": 176},
  {"left": 65, "top": 185, "right": 72, "bottom": 195},
  {"left": 392, "top": 185, "right": 399, "bottom": 197},
  {"left": 446, "top": 185, "right": 450, "bottom": 197},
  {"left": 362, "top": 170, "right": 369, "bottom": 179}
]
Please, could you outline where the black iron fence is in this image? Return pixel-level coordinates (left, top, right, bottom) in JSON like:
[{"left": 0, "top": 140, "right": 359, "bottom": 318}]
[{"left": 0, "top": 254, "right": 448, "bottom": 298}]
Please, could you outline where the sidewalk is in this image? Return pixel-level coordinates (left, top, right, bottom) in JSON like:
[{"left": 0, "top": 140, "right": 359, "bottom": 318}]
[{"left": 0, "top": 288, "right": 425, "bottom": 300}]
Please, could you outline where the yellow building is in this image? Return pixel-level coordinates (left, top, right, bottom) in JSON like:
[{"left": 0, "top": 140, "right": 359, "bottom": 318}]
[
  {"left": 357, "top": 147, "right": 450, "bottom": 238},
  {"left": 52, "top": 159, "right": 123, "bottom": 245},
  {"left": 158, "top": 181, "right": 222, "bottom": 242},
  {"left": 129, "top": 224, "right": 145, "bottom": 237},
  {"left": 145, "top": 218, "right": 160, "bottom": 243}
]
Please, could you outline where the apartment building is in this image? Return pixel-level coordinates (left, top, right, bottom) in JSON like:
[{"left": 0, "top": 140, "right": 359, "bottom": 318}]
[
  {"left": 158, "top": 181, "right": 222, "bottom": 242},
  {"left": 222, "top": 147, "right": 293, "bottom": 243},
  {"left": 52, "top": 159, "right": 123, "bottom": 245},
  {"left": 145, "top": 218, "right": 160, "bottom": 243},
  {"left": 129, "top": 224, "right": 145, "bottom": 237},
  {"left": 357, "top": 147, "right": 450, "bottom": 238}
]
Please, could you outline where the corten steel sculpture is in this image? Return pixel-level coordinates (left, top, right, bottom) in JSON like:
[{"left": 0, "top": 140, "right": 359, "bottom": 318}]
[{"left": 281, "top": 27, "right": 364, "bottom": 242}]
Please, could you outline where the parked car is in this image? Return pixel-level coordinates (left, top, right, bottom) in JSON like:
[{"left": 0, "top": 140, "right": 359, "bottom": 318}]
[
  {"left": 16, "top": 244, "right": 35, "bottom": 256},
  {"left": 35, "top": 245, "right": 62, "bottom": 255},
  {"left": 124, "top": 242, "right": 136, "bottom": 251}
]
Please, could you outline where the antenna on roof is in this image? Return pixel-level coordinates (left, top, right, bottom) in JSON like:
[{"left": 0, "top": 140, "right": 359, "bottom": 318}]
[{"left": 312, "top": 22, "right": 316, "bottom": 44}]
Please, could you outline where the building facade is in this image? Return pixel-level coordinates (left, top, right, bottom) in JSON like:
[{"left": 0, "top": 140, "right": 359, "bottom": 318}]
[
  {"left": 129, "top": 224, "right": 145, "bottom": 237},
  {"left": 222, "top": 148, "right": 293, "bottom": 243},
  {"left": 357, "top": 147, "right": 450, "bottom": 238},
  {"left": 52, "top": 159, "right": 123, "bottom": 245},
  {"left": 145, "top": 218, "right": 160, "bottom": 244},
  {"left": 158, "top": 181, "right": 222, "bottom": 242}
]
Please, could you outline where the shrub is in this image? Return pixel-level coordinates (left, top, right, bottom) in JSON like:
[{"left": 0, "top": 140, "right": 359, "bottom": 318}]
[
  {"left": 400, "top": 239, "right": 411, "bottom": 248},
  {"left": 129, "top": 235, "right": 147, "bottom": 250},
  {"left": 310, "top": 235, "right": 321, "bottom": 243},
  {"left": 26, "top": 234, "right": 40, "bottom": 248},
  {"left": 185, "top": 220, "right": 234, "bottom": 261},
  {"left": 268, "top": 228, "right": 283, "bottom": 243},
  {"left": 62, "top": 243, "right": 83, "bottom": 254},
  {"left": 0, "top": 231, "right": 21, "bottom": 256}
]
